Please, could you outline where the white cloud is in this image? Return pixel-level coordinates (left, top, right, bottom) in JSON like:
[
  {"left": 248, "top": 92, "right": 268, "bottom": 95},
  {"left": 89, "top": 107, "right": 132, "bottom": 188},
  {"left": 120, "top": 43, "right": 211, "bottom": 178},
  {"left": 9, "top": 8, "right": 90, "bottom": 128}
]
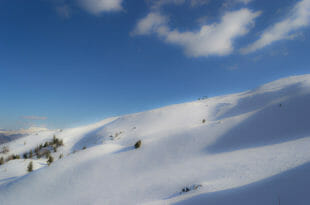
[
  {"left": 78, "top": 0, "right": 123, "bottom": 14},
  {"left": 131, "top": 12, "right": 167, "bottom": 35},
  {"left": 133, "top": 9, "right": 260, "bottom": 57},
  {"left": 241, "top": 0, "right": 310, "bottom": 54}
]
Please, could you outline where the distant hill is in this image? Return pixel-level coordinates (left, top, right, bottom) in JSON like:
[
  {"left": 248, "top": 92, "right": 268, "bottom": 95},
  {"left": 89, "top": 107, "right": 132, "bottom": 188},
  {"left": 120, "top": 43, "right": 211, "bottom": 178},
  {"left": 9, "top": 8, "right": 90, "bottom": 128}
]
[{"left": 0, "top": 127, "right": 49, "bottom": 144}]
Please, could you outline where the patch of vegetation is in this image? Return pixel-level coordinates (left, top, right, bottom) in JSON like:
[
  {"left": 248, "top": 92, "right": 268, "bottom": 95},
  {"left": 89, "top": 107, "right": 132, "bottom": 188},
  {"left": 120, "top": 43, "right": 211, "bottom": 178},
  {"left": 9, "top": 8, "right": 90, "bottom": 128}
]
[
  {"left": 6, "top": 154, "right": 20, "bottom": 162},
  {"left": 0, "top": 146, "right": 9, "bottom": 154},
  {"left": 52, "top": 135, "right": 64, "bottom": 147},
  {"left": 0, "top": 157, "right": 4, "bottom": 165},
  {"left": 23, "top": 135, "right": 64, "bottom": 160},
  {"left": 181, "top": 184, "right": 202, "bottom": 194},
  {"left": 59, "top": 154, "right": 63, "bottom": 159},
  {"left": 82, "top": 146, "right": 87, "bottom": 150},
  {"left": 202, "top": 119, "right": 206, "bottom": 123}
]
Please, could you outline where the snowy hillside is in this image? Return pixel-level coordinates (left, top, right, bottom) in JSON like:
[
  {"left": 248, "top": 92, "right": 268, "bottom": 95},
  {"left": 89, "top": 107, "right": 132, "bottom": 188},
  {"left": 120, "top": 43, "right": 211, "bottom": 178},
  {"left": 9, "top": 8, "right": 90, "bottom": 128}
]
[{"left": 1, "top": 74, "right": 310, "bottom": 205}]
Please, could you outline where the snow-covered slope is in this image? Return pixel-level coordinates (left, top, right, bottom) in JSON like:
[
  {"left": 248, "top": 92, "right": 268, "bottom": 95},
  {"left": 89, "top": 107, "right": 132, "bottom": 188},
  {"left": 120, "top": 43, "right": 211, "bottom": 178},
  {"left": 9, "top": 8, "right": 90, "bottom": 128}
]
[{"left": 1, "top": 74, "right": 310, "bottom": 205}]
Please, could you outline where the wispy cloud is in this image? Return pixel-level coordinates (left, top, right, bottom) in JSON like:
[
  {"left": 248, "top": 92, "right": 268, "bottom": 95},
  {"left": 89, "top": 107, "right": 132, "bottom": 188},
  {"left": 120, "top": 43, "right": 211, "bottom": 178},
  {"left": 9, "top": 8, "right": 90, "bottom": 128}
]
[
  {"left": 22, "top": 116, "right": 48, "bottom": 120},
  {"left": 151, "top": 0, "right": 248, "bottom": 10},
  {"left": 241, "top": 0, "right": 310, "bottom": 54},
  {"left": 78, "top": 0, "right": 123, "bottom": 15},
  {"left": 56, "top": 4, "right": 72, "bottom": 19},
  {"left": 133, "top": 9, "right": 260, "bottom": 57},
  {"left": 222, "top": 0, "right": 253, "bottom": 8},
  {"left": 150, "top": 0, "right": 186, "bottom": 10},
  {"left": 235, "top": 0, "right": 252, "bottom": 4}
]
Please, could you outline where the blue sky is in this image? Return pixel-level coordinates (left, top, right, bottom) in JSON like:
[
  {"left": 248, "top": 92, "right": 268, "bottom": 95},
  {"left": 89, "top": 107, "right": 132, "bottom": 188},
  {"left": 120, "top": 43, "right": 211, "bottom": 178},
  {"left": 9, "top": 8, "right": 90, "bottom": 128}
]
[{"left": 0, "top": 0, "right": 310, "bottom": 129}]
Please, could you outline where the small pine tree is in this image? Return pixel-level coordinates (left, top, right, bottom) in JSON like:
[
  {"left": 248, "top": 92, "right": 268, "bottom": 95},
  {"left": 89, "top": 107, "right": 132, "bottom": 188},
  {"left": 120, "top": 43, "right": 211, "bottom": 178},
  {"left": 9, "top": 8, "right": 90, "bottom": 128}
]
[
  {"left": 27, "top": 161, "right": 33, "bottom": 172},
  {"left": 53, "top": 135, "right": 57, "bottom": 144},
  {"left": 202, "top": 119, "right": 206, "bottom": 123},
  {"left": 134, "top": 140, "right": 142, "bottom": 149},
  {"left": 0, "top": 157, "right": 4, "bottom": 165},
  {"left": 45, "top": 150, "right": 51, "bottom": 159},
  {"left": 23, "top": 153, "right": 28, "bottom": 159},
  {"left": 59, "top": 154, "right": 63, "bottom": 159},
  {"left": 47, "top": 156, "right": 54, "bottom": 166},
  {"left": 29, "top": 150, "right": 33, "bottom": 158},
  {"left": 59, "top": 139, "right": 64, "bottom": 146}
]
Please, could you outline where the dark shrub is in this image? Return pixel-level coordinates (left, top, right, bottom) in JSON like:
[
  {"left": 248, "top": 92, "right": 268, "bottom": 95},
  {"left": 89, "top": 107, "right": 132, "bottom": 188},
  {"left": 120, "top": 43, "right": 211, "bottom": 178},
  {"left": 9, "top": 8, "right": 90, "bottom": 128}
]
[
  {"left": 57, "top": 139, "right": 64, "bottom": 147},
  {"left": 0, "top": 157, "right": 4, "bottom": 165},
  {"left": 47, "top": 156, "right": 54, "bottom": 166},
  {"left": 202, "top": 119, "right": 206, "bottom": 123},
  {"left": 34, "top": 147, "right": 40, "bottom": 155},
  {"left": 59, "top": 154, "right": 63, "bottom": 159},
  {"left": 27, "top": 161, "right": 33, "bottom": 172},
  {"left": 134, "top": 140, "right": 142, "bottom": 149},
  {"left": 82, "top": 146, "right": 87, "bottom": 150},
  {"left": 182, "top": 187, "right": 190, "bottom": 192},
  {"left": 23, "top": 153, "right": 28, "bottom": 159}
]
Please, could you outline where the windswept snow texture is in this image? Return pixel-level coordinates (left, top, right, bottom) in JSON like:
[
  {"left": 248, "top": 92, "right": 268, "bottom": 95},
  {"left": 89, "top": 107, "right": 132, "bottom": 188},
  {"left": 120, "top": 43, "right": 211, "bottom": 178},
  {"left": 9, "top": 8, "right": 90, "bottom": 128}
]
[{"left": 1, "top": 74, "right": 310, "bottom": 205}]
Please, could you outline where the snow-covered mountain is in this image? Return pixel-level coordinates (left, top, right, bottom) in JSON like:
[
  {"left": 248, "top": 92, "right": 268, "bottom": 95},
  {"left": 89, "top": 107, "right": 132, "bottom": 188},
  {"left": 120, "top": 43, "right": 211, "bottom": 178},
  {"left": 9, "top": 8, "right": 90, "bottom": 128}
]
[
  {"left": 0, "top": 127, "right": 50, "bottom": 144},
  {"left": 1, "top": 74, "right": 310, "bottom": 205}
]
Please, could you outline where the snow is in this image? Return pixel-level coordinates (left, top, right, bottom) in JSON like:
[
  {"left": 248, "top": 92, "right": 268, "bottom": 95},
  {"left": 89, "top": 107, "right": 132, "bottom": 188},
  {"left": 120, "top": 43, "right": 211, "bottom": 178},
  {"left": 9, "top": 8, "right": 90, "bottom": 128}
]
[{"left": 1, "top": 74, "right": 310, "bottom": 204}]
